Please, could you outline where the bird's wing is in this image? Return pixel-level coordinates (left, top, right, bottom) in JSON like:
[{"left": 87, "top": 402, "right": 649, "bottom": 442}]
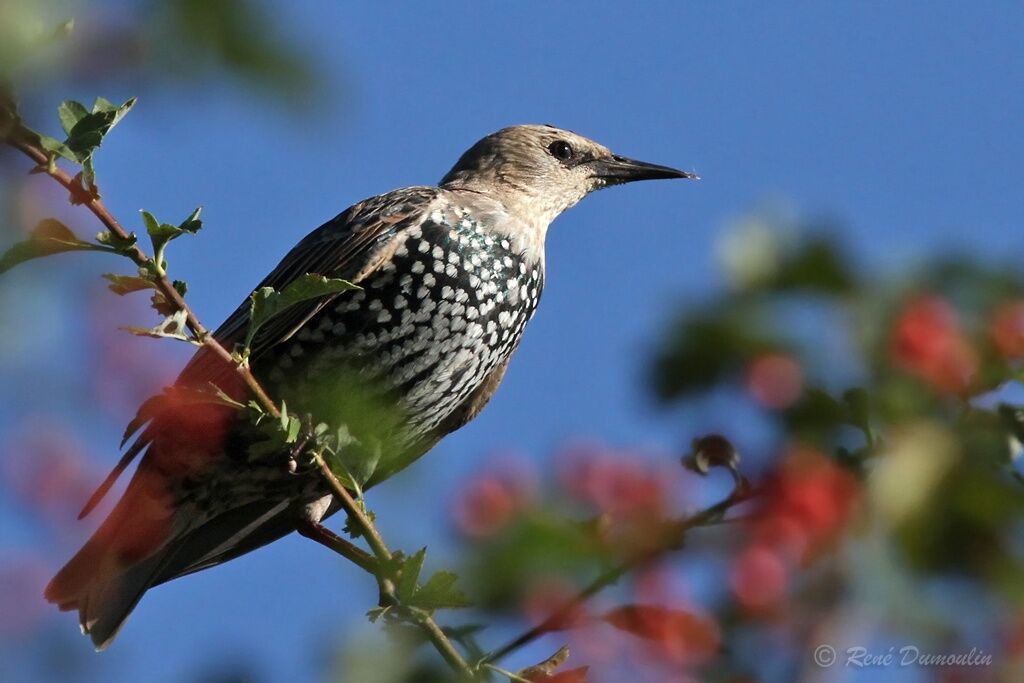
[
  {"left": 182, "top": 185, "right": 442, "bottom": 386},
  {"left": 79, "top": 186, "right": 441, "bottom": 518}
]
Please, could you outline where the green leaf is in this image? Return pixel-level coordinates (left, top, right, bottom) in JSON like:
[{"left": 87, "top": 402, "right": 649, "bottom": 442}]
[
  {"left": 397, "top": 548, "right": 426, "bottom": 603},
  {"left": 0, "top": 219, "right": 105, "bottom": 274},
  {"left": 64, "top": 97, "right": 135, "bottom": 159},
  {"left": 246, "top": 274, "right": 359, "bottom": 350},
  {"left": 408, "top": 570, "right": 472, "bottom": 611},
  {"left": 143, "top": 208, "right": 204, "bottom": 270},
  {"left": 36, "top": 133, "right": 76, "bottom": 163},
  {"left": 92, "top": 96, "right": 117, "bottom": 113},
  {"left": 103, "top": 273, "right": 155, "bottom": 295},
  {"left": 178, "top": 207, "right": 203, "bottom": 233},
  {"left": 57, "top": 100, "right": 89, "bottom": 136},
  {"left": 96, "top": 229, "right": 138, "bottom": 253},
  {"left": 79, "top": 158, "right": 98, "bottom": 192}
]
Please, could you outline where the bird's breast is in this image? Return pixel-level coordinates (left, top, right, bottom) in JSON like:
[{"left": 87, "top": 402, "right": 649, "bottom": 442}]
[{"left": 272, "top": 213, "right": 544, "bottom": 441}]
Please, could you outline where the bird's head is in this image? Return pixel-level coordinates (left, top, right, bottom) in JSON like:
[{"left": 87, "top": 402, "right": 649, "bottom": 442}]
[{"left": 440, "top": 124, "right": 697, "bottom": 229}]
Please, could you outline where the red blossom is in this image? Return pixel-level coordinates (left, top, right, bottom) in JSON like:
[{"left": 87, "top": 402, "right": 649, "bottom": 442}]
[
  {"left": 522, "top": 578, "right": 589, "bottom": 632},
  {"left": 889, "top": 294, "right": 978, "bottom": 393},
  {"left": 557, "top": 445, "right": 674, "bottom": 516},
  {"left": 0, "top": 554, "right": 50, "bottom": 637},
  {"left": 990, "top": 301, "right": 1024, "bottom": 359},
  {"left": 604, "top": 604, "right": 720, "bottom": 665},
  {"left": 746, "top": 352, "right": 804, "bottom": 409},
  {"left": 753, "top": 448, "right": 861, "bottom": 558},
  {"left": 730, "top": 544, "right": 788, "bottom": 611},
  {"left": 88, "top": 288, "right": 183, "bottom": 417},
  {"left": 452, "top": 459, "right": 534, "bottom": 539},
  {"left": 732, "top": 449, "right": 860, "bottom": 612},
  {"left": 1, "top": 422, "right": 98, "bottom": 529}
]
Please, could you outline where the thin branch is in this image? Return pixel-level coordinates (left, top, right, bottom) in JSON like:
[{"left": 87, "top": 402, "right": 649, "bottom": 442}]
[
  {"left": 296, "top": 520, "right": 378, "bottom": 574},
  {"left": 312, "top": 455, "right": 474, "bottom": 677},
  {"left": 4, "top": 126, "right": 281, "bottom": 418},
  {"left": 482, "top": 483, "right": 760, "bottom": 665},
  {"left": 314, "top": 455, "right": 393, "bottom": 563}
]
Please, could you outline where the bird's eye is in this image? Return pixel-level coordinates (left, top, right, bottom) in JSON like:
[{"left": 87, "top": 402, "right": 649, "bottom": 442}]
[{"left": 548, "top": 140, "right": 574, "bottom": 162}]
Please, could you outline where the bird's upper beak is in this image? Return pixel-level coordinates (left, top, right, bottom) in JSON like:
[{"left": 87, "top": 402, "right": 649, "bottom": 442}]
[{"left": 589, "top": 154, "right": 699, "bottom": 185}]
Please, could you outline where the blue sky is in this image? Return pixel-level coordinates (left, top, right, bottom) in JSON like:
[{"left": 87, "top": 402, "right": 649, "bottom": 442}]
[{"left": 1, "top": 3, "right": 1023, "bottom": 682}]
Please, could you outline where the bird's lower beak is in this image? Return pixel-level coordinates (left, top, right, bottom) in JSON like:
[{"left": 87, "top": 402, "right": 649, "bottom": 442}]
[{"left": 590, "top": 154, "right": 699, "bottom": 185}]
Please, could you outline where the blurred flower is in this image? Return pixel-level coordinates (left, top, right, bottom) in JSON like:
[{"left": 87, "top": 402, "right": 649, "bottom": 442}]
[
  {"left": 730, "top": 544, "right": 788, "bottom": 612},
  {"left": 746, "top": 353, "right": 804, "bottom": 409},
  {"left": 890, "top": 295, "right": 978, "bottom": 394},
  {"left": 731, "top": 448, "right": 860, "bottom": 614},
  {"left": 522, "top": 577, "right": 588, "bottom": 632},
  {"left": 452, "top": 460, "right": 534, "bottom": 539},
  {"left": 869, "top": 422, "right": 957, "bottom": 527},
  {"left": 990, "top": 301, "right": 1024, "bottom": 359},
  {"left": 88, "top": 287, "right": 183, "bottom": 418},
  {"left": 557, "top": 443, "right": 673, "bottom": 517},
  {"left": 715, "top": 207, "right": 796, "bottom": 290},
  {"left": 604, "top": 604, "right": 720, "bottom": 666},
  {"left": 557, "top": 444, "right": 682, "bottom": 557},
  {"left": 1, "top": 419, "right": 98, "bottom": 530},
  {"left": 754, "top": 448, "right": 861, "bottom": 557},
  {"left": 0, "top": 553, "right": 50, "bottom": 637}
]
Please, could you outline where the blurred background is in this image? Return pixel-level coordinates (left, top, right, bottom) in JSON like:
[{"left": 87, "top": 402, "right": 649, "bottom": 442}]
[{"left": 2, "top": 2, "right": 1023, "bottom": 682}]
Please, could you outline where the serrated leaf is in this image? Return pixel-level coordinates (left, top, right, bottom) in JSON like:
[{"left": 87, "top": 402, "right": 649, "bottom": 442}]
[
  {"left": 123, "top": 309, "right": 192, "bottom": 342},
  {"left": 92, "top": 96, "right": 117, "bottom": 113},
  {"left": 284, "top": 415, "right": 302, "bottom": 443},
  {"left": 96, "top": 230, "right": 138, "bottom": 252},
  {"left": 103, "top": 273, "right": 154, "bottom": 295},
  {"left": 397, "top": 548, "right": 426, "bottom": 603},
  {"left": 178, "top": 207, "right": 203, "bottom": 233},
  {"left": 144, "top": 208, "right": 203, "bottom": 267},
  {"left": 0, "top": 219, "right": 104, "bottom": 275},
  {"left": 408, "top": 570, "right": 472, "bottom": 611},
  {"left": 36, "top": 133, "right": 76, "bottom": 162},
  {"left": 209, "top": 382, "right": 247, "bottom": 410},
  {"left": 57, "top": 100, "right": 89, "bottom": 135},
  {"left": 40, "top": 96, "right": 136, "bottom": 191},
  {"left": 246, "top": 273, "right": 359, "bottom": 350}
]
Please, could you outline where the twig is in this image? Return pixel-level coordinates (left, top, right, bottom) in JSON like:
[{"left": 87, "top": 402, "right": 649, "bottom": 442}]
[
  {"left": 482, "top": 483, "right": 760, "bottom": 665},
  {"left": 313, "top": 455, "right": 474, "bottom": 678},
  {"left": 296, "top": 520, "right": 378, "bottom": 575},
  {"left": 4, "top": 126, "right": 281, "bottom": 418}
]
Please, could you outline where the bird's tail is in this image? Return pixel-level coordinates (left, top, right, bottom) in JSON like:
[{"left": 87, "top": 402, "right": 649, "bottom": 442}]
[
  {"left": 44, "top": 466, "right": 182, "bottom": 650},
  {"left": 45, "top": 537, "right": 170, "bottom": 650},
  {"left": 45, "top": 462, "right": 304, "bottom": 649}
]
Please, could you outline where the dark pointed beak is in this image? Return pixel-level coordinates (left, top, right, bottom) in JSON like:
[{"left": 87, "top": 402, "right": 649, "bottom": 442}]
[{"left": 589, "top": 154, "right": 699, "bottom": 185}]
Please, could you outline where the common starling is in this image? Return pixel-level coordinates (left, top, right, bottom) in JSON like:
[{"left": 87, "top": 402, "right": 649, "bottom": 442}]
[{"left": 45, "top": 124, "right": 696, "bottom": 648}]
